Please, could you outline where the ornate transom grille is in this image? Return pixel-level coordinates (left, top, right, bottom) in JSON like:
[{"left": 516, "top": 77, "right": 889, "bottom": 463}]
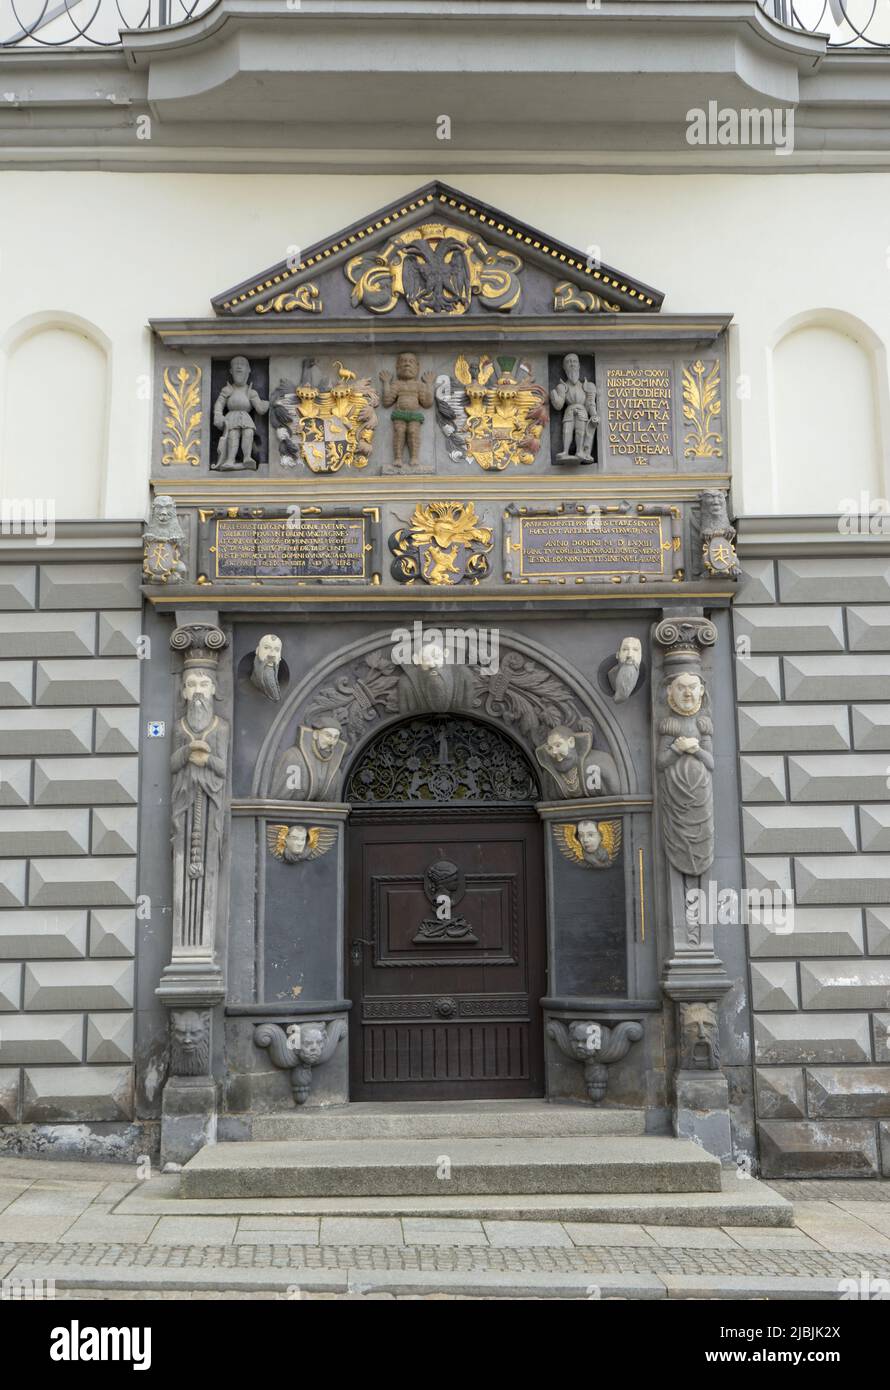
[{"left": 346, "top": 715, "right": 539, "bottom": 804}]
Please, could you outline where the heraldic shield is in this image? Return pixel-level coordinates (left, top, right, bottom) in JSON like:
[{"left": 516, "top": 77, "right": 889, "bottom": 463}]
[{"left": 270, "top": 367, "right": 379, "bottom": 473}]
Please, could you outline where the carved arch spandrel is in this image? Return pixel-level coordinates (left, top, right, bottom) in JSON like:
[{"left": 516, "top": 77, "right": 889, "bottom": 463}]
[{"left": 252, "top": 629, "right": 638, "bottom": 799}]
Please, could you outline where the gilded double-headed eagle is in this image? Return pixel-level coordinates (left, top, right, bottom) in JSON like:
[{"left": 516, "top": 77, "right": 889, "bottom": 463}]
[{"left": 552, "top": 820, "right": 622, "bottom": 869}]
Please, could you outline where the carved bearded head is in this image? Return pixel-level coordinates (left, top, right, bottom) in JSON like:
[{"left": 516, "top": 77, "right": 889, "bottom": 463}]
[
  {"left": 313, "top": 725, "right": 341, "bottom": 757},
  {"left": 252, "top": 634, "right": 283, "bottom": 700},
  {"left": 545, "top": 727, "right": 576, "bottom": 764},
  {"left": 182, "top": 668, "right": 216, "bottom": 732}
]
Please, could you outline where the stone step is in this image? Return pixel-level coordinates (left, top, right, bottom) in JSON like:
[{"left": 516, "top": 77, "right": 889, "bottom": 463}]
[
  {"left": 251, "top": 1101, "right": 646, "bottom": 1143},
  {"left": 180, "top": 1135, "right": 723, "bottom": 1200},
  {"left": 123, "top": 1170, "right": 794, "bottom": 1227}
]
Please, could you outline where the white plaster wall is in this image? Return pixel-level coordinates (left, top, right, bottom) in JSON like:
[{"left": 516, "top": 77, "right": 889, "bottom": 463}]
[{"left": 0, "top": 170, "right": 887, "bottom": 517}]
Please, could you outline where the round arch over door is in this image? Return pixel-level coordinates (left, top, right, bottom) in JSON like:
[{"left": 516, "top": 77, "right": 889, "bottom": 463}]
[{"left": 346, "top": 714, "right": 546, "bottom": 1101}]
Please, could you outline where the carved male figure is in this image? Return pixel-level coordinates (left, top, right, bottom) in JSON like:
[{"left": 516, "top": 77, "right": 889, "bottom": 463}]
[
  {"left": 271, "top": 722, "right": 348, "bottom": 801},
  {"left": 213, "top": 355, "right": 269, "bottom": 471},
  {"left": 170, "top": 667, "right": 229, "bottom": 883},
  {"left": 549, "top": 352, "right": 598, "bottom": 462},
  {"left": 656, "top": 671, "right": 715, "bottom": 876},
  {"left": 535, "top": 725, "right": 618, "bottom": 798},
  {"left": 396, "top": 638, "right": 469, "bottom": 713},
  {"left": 608, "top": 635, "right": 643, "bottom": 702},
  {"left": 380, "top": 352, "right": 435, "bottom": 468},
  {"left": 251, "top": 633, "right": 283, "bottom": 701}
]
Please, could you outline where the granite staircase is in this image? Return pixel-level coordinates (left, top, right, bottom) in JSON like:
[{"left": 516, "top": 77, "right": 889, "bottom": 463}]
[{"left": 178, "top": 1103, "right": 793, "bottom": 1226}]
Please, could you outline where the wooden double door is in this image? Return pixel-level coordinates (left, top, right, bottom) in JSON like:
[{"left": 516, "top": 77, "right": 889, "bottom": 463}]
[{"left": 347, "top": 811, "right": 546, "bottom": 1100}]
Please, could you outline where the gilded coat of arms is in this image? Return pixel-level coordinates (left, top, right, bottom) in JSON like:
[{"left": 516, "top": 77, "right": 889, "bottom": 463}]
[
  {"left": 389, "top": 501, "right": 493, "bottom": 586},
  {"left": 434, "top": 355, "right": 548, "bottom": 471},
  {"left": 346, "top": 223, "right": 522, "bottom": 316},
  {"left": 270, "top": 361, "right": 378, "bottom": 473}
]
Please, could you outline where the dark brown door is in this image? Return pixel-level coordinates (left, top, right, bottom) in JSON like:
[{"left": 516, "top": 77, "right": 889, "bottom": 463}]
[{"left": 347, "top": 811, "right": 546, "bottom": 1100}]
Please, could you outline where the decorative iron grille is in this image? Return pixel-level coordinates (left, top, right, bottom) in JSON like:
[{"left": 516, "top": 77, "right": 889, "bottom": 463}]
[
  {"left": 761, "top": 0, "right": 890, "bottom": 46},
  {"left": 346, "top": 715, "right": 540, "bottom": 805}
]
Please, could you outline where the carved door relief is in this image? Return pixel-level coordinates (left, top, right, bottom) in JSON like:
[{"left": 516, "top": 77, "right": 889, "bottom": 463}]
[{"left": 346, "top": 714, "right": 545, "bottom": 1100}]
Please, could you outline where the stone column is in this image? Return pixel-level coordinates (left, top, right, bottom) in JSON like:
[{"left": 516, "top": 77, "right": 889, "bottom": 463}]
[
  {"left": 652, "top": 612, "right": 732, "bottom": 1160},
  {"left": 156, "top": 618, "right": 230, "bottom": 1165}
]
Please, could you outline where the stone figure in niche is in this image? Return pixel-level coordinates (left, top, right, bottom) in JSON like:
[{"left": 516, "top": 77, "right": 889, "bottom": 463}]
[
  {"left": 534, "top": 725, "right": 619, "bottom": 798},
  {"left": 678, "top": 1001, "right": 720, "bottom": 1071},
  {"left": 250, "top": 633, "right": 283, "bottom": 701},
  {"left": 699, "top": 489, "right": 739, "bottom": 579},
  {"left": 266, "top": 823, "right": 337, "bottom": 864},
  {"left": 379, "top": 352, "right": 435, "bottom": 468},
  {"left": 254, "top": 1018, "right": 347, "bottom": 1106},
  {"left": 271, "top": 722, "right": 348, "bottom": 801},
  {"left": 169, "top": 1009, "right": 210, "bottom": 1076},
  {"left": 553, "top": 819, "right": 622, "bottom": 869},
  {"left": 396, "top": 638, "right": 469, "bottom": 713},
  {"left": 549, "top": 352, "right": 598, "bottom": 464},
  {"left": 656, "top": 671, "right": 714, "bottom": 876},
  {"left": 609, "top": 636, "right": 643, "bottom": 703},
  {"left": 213, "top": 356, "right": 269, "bottom": 471},
  {"left": 143, "top": 493, "right": 187, "bottom": 585},
  {"left": 170, "top": 667, "right": 229, "bottom": 882}
]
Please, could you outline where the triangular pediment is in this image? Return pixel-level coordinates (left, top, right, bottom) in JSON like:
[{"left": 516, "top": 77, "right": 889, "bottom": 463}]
[{"left": 212, "top": 181, "right": 664, "bottom": 320}]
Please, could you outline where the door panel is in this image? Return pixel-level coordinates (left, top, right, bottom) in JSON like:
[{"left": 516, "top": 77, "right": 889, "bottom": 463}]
[{"left": 348, "top": 814, "right": 545, "bottom": 1100}]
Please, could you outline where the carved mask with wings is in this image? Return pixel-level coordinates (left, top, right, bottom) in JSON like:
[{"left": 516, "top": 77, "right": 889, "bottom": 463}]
[
  {"left": 552, "top": 820, "right": 622, "bottom": 869},
  {"left": 266, "top": 823, "right": 337, "bottom": 864}
]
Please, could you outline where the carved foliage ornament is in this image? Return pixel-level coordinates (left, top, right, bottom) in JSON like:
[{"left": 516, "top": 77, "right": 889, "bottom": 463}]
[
  {"left": 434, "top": 355, "right": 548, "bottom": 471},
  {"left": 682, "top": 359, "right": 723, "bottom": 459},
  {"left": 161, "top": 366, "right": 202, "bottom": 468},
  {"left": 389, "top": 501, "right": 493, "bottom": 586},
  {"left": 346, "top": 223, "right": 522, "bottom": 316},
  {"left": 255, "top": 284, "right": 322, "bottom": 315},
  {"left": 553, "top": 282, "right": 621, "bottom": 314}
]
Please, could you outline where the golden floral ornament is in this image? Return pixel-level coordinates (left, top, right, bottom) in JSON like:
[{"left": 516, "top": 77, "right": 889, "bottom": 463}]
[
  {"left": 553, "top": 282, "right": 621, "bottom": 314},
  {"left": 346, "top": 223, "right": 522, "bottom": 316},
  {"left": 161, "top": 366, "right": 202, "bottom": 467},
  {"left": 266, "top": 823, "right": 337, "bottom": 864},
  {"left": 434, "top": 355, "right": 548, "bottom": 471},
  {"left": 389, "top": 501, "right": 493, "bottom": 586},
  {"left": 553, "top": 819, "right": 622, "bottom": 869},
  {"left": 683, "top": 360, "right": 723, "bottom": 459},
  {"left": 255, "top": 284, "right": 322, "bottom": 315}
]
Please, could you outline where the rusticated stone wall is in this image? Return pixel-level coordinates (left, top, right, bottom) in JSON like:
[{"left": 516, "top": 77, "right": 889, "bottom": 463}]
[
  {"left": 734, "top": 528, "right": 890, "bottom": 1178},
  {"left": 0, "top": 534, "right": 143, "bottom": 1156}
]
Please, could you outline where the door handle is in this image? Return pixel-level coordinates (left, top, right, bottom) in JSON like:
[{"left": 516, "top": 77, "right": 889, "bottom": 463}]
[{"left": 350, "top": 937, "right": 374, "bottom": 964}]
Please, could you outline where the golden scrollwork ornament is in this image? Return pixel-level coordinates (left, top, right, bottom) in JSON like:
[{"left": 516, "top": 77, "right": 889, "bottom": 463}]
[
  {"left": 434, "top": 355, "right": 548, "bottom": 471},
  {"left": 255, "top": 284, "right": 322, "bottom": 314},
  {"left": 389, "top": 501, "right": 493, "bottom": 586},
  {"left": 553, "top": 819, "right": 622, "bottom": 869},
  {"left": 346, "top": 223, "right": 522, "bottom": 316},
  {"left": 266, "top": 824, "right": 337, "bottom": 864},
  {"left": 553, "top": 282, "right": 621, "bottom": 314}
]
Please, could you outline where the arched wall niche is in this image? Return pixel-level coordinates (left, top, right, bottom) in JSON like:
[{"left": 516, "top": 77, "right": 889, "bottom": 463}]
[
  {"left": 766, "top": 308, "right": 888, "bottom": 514},
  {"left": 252, "top": 628, "right": 639, "bottom": 799},
  {"left": 0, "top": 312, "right": 110, "bottom": 518}
]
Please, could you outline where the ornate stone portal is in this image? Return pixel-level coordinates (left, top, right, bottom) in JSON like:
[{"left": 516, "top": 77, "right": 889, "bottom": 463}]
[{"left": 144, "top": 182, "right": 742, "bottom": 1168}]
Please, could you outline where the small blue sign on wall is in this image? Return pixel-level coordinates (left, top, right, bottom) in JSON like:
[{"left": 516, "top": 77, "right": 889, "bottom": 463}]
[{"left": 147, "top": 721, "right": 166, "bottom": 739}]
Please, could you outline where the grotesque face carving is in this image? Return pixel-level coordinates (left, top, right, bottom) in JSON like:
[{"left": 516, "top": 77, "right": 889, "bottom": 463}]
[
  {"left": 173, "top": 1011, "right": 205, "bottom": 1051},
  {"left": 299, "top": 1024, "right": 326, "bottom": 1063},
  {"left": 577, "top": 820, "right": 602, "bottom": 854},
  {"left": 617, "top": 637, "right": 642, "bottom": 667},
  {"left": 313, "top": 726, "right": 341, "bottom": 756},
  {"left": 171, "top": 1009, "right": 210, "bottom": 1075},
  {"left": 667, "top": 672, "right": 704, "bottom": 717},
  {"left": 257, "top": 634, "right": 282, "bottom": 667},
  {"left": 545, "top": 729, "right": 575, "bottom": 764},
  {"left": 567, "top": 1020, "right": 602, "bottom": 1058}
]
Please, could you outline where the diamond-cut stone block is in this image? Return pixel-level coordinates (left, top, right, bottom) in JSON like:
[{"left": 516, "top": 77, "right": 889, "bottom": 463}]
[
  {"left": 759, "top": 1119, "right": 879, "bottom": 1178},
  {"left": 39, "top": 564, "right": 141, "bottom": 611},
  {"left": 806, "top": 1067, "right": 890, "bottom": 1118},
  {"left": 795, "top": 855, "right": 890, "bottom": 905},
  {"left": 0, "top": 1068, "right": 19, "bottom": 1121},
  {"left": 23, "top": 959, "right": 134, "bottom": 1011},
  {"left": 860, "top": 808, "right": 890, "bottom": 853},
  {"left": 788, "top": 753, "right": 890, "bottom": 802},
  {"left": 0, "top": 661, "right": 33, "bottom": 707},
  {"left": 91, "top": 807, "right": 138, "bottom": 855},
  {"left": 745, "top": 857, "right": 793, "bottom": 893},
  {"left": 94, "top": 708, "right": 139, "bottom": 755},
  {"left": 852, "top": 704, "right": 890, "bottom": 750},
  {"left": 0, "top": 861, "right": 26, "bottom": 907},
  {"left": 0, "top": 707, "right": 92, "bottom": 756},
  {"left": 0, "top": 809, "right": 89, "bottom": 857},
  {"left": 742, "top": 805, "right": 856, "bottom": 854},
  {"left": 739, "top": 756, "right": 786, "bottom": 802},
  {"left": 847, "top": 605, "right": 890, "bottom": 652},
  {"left": 0, "top": 566, "right": 36, "bottom": 610},
  {"left": 0, "top": 962, "right": 21, "bottom": 1010},
  {"left": 750, "top": 961, "right": 799, "bottom": 1011},
  {"left": 22, "top": 1064, "right": 134, "bottom": 1122},
  {"left": 0, "top": 1014, "right": 82, "bottom": 1064},
  {"left": 754, "top": 1012, "right": 871, "bottom": 1064},
  {"left": 98, "top": 611, "right": 142, "bottom": 657},
  {"left": 0, "top": 760, "right": 31, "bottom": 807},
  {"left": 35, "top": 659, "right": 140, "bottom": 707},
  {"left": 748, "top": 908, "right": 863, "bottom": 958},
  {"left": 0, "top": 910, "right": 87, "bottom": 959},
  {"left": 28, "top": 857, "right": 136, "bottom": 907},
  {"left": 778, "top": 557, "right": 890, "bottom": 603},
  {"left": 85, "top": 1014, "right": 134, "bottom": 1064},
  {"left": 734, "top": 606, "right": 845, "bottom": 653},
  {"left": 33, "top": 756, "right": 138, "bottom": 806},
  {"left": 89, "top": 909, "right": 136, "bottom": 958},
  {"left": 0, "top": 611, "right": 95, "bottom": 658},
  {"left": 755, "top": 1067, "right": 805, "bottom": 1120},
  {"left": 800, "top": 960, "right": 890, "bottom": 1010},
  {"left": 737, "top": 704, "right": 849, "bottom": 753},
  {"left": 734, "top": 657, "right": 781, "bottom": 703},
  {"left": 866, "top": 908, "right": 890, "bottom": 955},
  {"left": 784, "top": 655, "right": 890, "bottom": 701},
  {"left": 736, "top": 558, "right": 776, "bottom": 605},
  {"left": 875, "top": 1015, "right": 890, "bottom": 1062}
]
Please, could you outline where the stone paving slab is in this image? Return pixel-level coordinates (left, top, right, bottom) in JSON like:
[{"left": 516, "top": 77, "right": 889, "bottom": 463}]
[
  {"left": 401, "top": 1218, "right": 488, "bottom": 1247},
  {"left": 147, "top": 1217, "right": 239, "bottom": 1246},
  {"left": 645, "top": 1225, "right": 737, "bottom": 1249},
  {"left": 319, "top": 1217, "right": 405, "bottom": 1246},
  {"left": 562, "top": 1223, "right": 655, "bottom": 1247},
  {"left": 661, "top": 1274, "right": 855, "bottom": 1300},
  {"left": 483, "top": 1220, "right": 574, "bottom": 1248}
]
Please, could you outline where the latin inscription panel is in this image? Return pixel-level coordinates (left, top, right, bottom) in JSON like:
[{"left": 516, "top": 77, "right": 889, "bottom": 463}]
[
  {"left": 214, "top": 516, "right": 368, "bottom": 580},
  {"left": 513, "top": 514, "right": 666, "bottom": 579},
  {"left": 605, "top": 365, "right": 674, "bottom": 463}
]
